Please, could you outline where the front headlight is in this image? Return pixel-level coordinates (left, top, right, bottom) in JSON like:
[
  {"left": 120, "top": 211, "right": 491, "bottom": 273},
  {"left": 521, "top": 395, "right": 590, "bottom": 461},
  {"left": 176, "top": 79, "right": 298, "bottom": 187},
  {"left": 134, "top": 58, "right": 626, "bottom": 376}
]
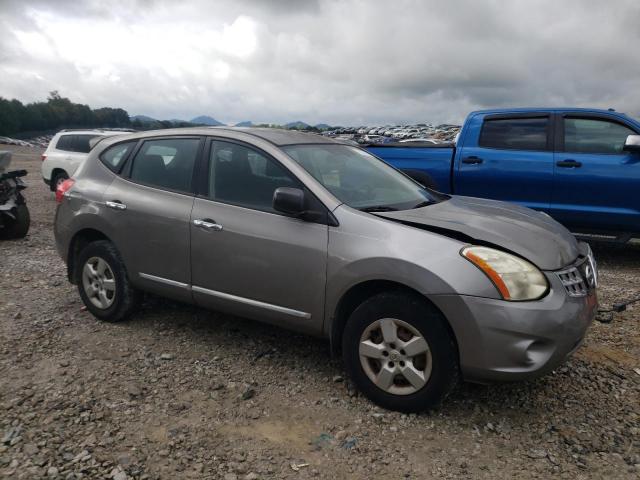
[{"left": 461, "top": 246, "right": 548, "bottom": 301}]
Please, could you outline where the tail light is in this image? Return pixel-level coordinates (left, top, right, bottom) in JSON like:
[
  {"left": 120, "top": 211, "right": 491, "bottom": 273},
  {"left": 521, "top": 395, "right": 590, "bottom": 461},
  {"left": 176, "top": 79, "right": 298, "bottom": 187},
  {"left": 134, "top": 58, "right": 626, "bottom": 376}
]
[
  {"left": 41, "top": 153, "right": 47, "bottom": 161},
  {"left": 55, "top": 178, "right": 75, "bottom": 203}
]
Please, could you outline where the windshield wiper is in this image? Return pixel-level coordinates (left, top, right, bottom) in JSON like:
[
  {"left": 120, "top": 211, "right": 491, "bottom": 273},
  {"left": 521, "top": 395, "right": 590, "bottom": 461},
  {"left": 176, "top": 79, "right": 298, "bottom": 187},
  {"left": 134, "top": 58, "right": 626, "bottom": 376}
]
[{"left": 359, "top": 205, "right": 398, "bottom": 212}]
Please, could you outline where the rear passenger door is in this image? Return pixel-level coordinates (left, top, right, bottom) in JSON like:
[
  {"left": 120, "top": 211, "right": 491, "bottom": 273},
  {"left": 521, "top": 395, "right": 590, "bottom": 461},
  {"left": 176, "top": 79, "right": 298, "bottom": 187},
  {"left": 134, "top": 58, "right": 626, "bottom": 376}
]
[
  {"left": 551, "top": 115, "right": 640, "bottom": 232},
  {"left": 189, "top": 139, "right": 328, "bottom": 334},
  {"left": 455, "top": 114, "right": 554, "bottom": 211},
  {"left": 103, "top": 136, "right": 202, "bottom": 302}
]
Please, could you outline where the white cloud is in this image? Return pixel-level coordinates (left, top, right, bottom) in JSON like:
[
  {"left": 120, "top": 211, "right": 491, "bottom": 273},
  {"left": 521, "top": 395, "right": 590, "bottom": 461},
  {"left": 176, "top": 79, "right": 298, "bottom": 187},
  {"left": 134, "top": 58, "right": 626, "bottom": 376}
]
[{"left": 1, "top": 0, "right": 639, "bottom": 125}]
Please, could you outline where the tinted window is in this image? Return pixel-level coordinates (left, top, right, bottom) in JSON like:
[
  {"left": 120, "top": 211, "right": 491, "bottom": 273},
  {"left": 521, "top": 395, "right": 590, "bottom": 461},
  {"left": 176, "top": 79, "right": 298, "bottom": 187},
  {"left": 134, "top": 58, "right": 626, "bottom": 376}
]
[
  {"left": 55, "top": 134, "right": 74, "bottom": 151},
  {"left": 130, "top": 138, "right": 199, "bottom": 193},
  {"left": 74, "top": 135, "right": 99, "bottom": 153},
  {"left": 100, "top": 141, "right": 137, "bottom": 172},
  {"left": 564, "top": 118, "right": 636, "bottom": 154},
  {"left": 209, "top": 141, "right": 298, "bottom": 212},
  {"left": 479, "top": 117, "right": 548, "bottom": 150}
]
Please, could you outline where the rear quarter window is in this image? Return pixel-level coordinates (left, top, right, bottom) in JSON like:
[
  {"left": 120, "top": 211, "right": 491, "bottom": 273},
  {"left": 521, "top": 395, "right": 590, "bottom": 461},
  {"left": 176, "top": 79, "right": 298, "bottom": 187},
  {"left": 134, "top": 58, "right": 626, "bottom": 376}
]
[
  {"left": 479, "top": 117, "right": 549, "bottom": 151},
  {"left": 99, "top": 141, "right": 138, "bottom": 173},
  {"left": 55, "top": 135, "right": 74, "bottom": 152}
]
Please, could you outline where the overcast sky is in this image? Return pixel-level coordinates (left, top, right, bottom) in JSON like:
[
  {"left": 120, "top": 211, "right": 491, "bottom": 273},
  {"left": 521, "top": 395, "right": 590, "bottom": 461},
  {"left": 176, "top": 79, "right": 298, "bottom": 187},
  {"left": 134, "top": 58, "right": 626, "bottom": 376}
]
[{"left": 1, "top": 0, "right": 640, "bottom": 126}]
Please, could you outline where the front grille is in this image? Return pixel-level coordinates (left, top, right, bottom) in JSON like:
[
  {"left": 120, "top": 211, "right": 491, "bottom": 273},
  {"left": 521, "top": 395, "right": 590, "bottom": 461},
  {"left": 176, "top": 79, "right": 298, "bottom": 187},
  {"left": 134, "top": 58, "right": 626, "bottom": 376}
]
[
  {"left": 557, "top": 266, "right": 588, "bottom": 297},
  {"left": 556, "top": 249, "right": 598, "bottom": 298}
]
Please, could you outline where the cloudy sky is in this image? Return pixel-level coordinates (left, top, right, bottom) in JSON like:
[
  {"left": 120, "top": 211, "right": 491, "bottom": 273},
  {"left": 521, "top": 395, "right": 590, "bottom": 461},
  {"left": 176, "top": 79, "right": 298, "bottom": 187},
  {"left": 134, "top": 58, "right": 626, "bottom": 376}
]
[{"left": 1, "top": 0, "right": 640, "bottom": 126}]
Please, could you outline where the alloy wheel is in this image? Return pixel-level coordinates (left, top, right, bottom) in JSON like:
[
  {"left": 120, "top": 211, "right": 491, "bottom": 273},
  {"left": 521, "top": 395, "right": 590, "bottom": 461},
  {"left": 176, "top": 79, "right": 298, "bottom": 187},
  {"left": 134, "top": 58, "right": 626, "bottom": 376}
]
[
  {"left": 358, "top": 318, "right": 432, "bottom": 395},
  {"left": 81, "top": 256, "right": 116, "bottom": 309}
]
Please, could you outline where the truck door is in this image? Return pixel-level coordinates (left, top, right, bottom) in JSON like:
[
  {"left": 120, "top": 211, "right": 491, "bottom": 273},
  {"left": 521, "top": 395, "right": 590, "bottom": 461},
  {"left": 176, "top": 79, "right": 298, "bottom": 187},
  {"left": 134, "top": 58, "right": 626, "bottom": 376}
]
[
  {"left": 551, "top": 114, "right": 640, "bottom": 234},
  {"left": 454, "top": 113, "right": 554, "bottom": 211}
]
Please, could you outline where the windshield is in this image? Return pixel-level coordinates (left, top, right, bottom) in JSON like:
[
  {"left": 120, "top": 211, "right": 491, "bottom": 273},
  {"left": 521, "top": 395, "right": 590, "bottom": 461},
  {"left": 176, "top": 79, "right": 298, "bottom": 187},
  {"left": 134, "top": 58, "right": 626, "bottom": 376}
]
[{"left": 282, "top": 144, "right": 437, "bottom": 210}]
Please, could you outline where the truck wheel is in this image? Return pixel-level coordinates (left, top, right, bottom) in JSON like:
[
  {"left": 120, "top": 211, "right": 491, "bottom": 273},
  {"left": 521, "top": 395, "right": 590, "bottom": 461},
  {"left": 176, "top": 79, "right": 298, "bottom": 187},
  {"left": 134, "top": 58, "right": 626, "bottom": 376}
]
[
  {"left": 0, "top": 204, "right": 30, "bottom": 239},
  {"left": 76, "top": 240, "right": 141, "bottom": 322},
  {"left": 342, "top": 291, "right": 459, "bottom": 412},
  {"left": 51, "top": 171, "right": 69, "bottom": 191},
  {"left": 402, "top": 169, "right": 438, "bottom": 190}
]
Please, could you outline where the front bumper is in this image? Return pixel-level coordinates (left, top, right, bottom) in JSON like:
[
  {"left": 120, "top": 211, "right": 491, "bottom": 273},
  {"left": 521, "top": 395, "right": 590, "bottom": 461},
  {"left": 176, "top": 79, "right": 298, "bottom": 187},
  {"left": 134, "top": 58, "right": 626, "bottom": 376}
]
[{"left": 429, "top": 272, "right": 597, "bottom": 383}]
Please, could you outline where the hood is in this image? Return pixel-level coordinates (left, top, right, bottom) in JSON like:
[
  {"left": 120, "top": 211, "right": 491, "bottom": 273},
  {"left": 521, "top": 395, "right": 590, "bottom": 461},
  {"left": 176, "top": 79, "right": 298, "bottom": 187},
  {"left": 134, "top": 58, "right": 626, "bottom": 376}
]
[{"left": 374, "top": 196, "right": 579, "bottom": 270}]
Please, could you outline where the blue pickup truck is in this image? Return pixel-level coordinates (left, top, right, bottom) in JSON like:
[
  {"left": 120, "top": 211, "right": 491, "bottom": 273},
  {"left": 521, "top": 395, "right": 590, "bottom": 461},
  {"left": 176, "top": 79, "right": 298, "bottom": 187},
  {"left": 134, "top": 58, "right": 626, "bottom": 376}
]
[{"left": 367, "top": 108, "right": 640, "bottom": 240}]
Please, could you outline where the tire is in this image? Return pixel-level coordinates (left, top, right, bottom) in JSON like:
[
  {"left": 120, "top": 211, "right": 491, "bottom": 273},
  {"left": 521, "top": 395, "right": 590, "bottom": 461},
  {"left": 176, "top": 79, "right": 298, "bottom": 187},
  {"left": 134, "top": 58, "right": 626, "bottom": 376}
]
[
  {"left": 342, "top": 291, "right": 459, "bottom": 412},
  {"left": 51, "top": 171, "right": 69, "bottom": 192},
  {"left": 76, "top": 240, "right": 141, "bottom": 322},
  {"left": 0, "top": 204, "right": 30, "bottom": 239}
]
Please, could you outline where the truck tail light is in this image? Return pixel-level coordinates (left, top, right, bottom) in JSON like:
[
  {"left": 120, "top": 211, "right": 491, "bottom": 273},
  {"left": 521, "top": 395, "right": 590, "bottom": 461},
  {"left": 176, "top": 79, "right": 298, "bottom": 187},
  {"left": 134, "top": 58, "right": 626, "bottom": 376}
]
[
  {"left": 55, "top": 178, "right": 75, "bottom": 203},
  {"left": 41, "top": 153, "right": 47, "bottom": 161}
]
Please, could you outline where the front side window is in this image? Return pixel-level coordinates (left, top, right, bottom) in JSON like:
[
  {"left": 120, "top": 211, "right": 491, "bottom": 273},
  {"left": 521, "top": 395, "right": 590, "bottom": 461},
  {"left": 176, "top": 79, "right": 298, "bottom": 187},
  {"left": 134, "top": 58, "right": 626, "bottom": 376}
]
[
  {"left": 100, "top": 141, "right": 137, "bottom": 172},
  {"left": 479, "top": 117, "right": 549, "bottom": 151},
  {"left": 130, "top": 138, "right": 199, "bottom": 193},
  {"left": 564, "top": 118, "right": 636, "bottom": 154},
  {"left": 208, "top": 141, "right": 298, "bottom": 212},
  {"left": 283, "top": 144, "right": 436, "bottom": 210}
]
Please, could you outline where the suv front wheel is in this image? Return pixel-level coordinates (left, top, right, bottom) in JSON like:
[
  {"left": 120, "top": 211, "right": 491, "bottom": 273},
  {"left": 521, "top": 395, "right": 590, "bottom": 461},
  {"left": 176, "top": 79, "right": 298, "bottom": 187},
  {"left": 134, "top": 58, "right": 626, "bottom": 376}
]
[
  {"left": 342, "top": 291, "right": 459, "bottom": 412},
  {"left": 76, "top": 240, "right": 141, "bottom": 322}
]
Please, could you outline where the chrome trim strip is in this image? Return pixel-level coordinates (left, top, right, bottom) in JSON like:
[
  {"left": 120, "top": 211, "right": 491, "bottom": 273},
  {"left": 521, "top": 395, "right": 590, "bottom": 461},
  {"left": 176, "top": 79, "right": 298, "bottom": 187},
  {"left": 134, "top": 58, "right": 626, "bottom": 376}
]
[
  {"left": 192, "top": 285, "right": 311, "bottom": 319},
  {"left": 139, "top": 272, "right": 190, "bottom": 289}
]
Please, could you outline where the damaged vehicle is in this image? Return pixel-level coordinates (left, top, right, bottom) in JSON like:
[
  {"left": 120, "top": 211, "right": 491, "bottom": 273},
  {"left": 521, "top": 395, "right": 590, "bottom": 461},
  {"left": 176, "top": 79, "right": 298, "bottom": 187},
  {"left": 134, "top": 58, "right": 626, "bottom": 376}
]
[
  {"left": 53, "top": 128, "right": 598, "bottom": 412},
  {"left": 0, "top": 151, "right": 30, "bottom": 239}
]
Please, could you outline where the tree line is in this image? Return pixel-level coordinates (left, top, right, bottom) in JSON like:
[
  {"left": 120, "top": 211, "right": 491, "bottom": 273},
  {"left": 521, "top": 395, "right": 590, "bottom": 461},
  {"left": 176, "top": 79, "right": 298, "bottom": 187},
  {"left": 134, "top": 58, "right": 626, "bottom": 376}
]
[{"left": 0, "top": 92, "right": 130, "bottom": 137}]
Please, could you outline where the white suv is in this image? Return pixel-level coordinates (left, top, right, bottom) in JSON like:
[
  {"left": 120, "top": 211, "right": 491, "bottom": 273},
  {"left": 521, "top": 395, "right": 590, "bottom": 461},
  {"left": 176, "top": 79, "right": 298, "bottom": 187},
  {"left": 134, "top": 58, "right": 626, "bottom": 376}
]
[{"left": 41, "top": 130, "right": 132, "bottom": 190}]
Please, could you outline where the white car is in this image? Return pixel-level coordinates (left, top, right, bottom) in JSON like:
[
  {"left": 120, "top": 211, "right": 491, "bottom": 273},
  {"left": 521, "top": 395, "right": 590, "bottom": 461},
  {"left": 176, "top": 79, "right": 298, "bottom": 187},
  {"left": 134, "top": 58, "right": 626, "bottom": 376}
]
[{"left": 41, "top": 130, "right": 131, "bottom": 190}]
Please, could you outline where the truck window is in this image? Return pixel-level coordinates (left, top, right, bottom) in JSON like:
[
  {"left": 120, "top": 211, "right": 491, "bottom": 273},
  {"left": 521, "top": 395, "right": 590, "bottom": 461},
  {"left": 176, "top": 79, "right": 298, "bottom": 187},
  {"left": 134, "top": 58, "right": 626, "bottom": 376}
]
[
  {"left": 564, "top": 118, "right": 635, "bottom": 154},
  {"left": 479, "top": 117, "right": 548, "bottom": 151}
]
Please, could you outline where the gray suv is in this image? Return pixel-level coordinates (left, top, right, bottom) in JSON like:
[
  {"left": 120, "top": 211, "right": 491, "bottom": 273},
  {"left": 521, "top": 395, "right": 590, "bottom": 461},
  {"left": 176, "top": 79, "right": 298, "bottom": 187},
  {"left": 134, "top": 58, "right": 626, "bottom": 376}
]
[{"left": 54, "top": 128, "right": 598, "bottom": 412}]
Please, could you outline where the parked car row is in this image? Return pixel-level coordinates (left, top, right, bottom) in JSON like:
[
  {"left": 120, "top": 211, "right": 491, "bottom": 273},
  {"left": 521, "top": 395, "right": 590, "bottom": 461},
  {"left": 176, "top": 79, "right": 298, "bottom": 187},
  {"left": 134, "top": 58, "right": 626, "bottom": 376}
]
[{"left": 322, "top": 123, "right": 461, "bottom": 144}]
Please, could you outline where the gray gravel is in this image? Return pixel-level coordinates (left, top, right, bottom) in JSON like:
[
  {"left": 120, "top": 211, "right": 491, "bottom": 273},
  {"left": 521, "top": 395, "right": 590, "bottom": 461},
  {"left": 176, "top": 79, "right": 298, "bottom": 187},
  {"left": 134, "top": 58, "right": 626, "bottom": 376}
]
[{"left": 1, "top": 145, "right": 639, "bottom": 479}]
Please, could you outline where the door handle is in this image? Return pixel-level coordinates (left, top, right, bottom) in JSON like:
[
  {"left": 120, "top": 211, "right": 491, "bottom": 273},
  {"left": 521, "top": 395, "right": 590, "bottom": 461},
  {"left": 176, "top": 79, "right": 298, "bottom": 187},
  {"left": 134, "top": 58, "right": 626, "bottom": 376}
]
[
  {"left": 105, "top": 200, "right": 127, "bottom": 210},
  {"left": 462, "top": 156, "right": 483, "bottom": 165},
  {"left": 193, "top": 219, "right": 223, "bottom": 231},
  {"left": 556, "top": 160, "right": 582, "bottom": 168}
]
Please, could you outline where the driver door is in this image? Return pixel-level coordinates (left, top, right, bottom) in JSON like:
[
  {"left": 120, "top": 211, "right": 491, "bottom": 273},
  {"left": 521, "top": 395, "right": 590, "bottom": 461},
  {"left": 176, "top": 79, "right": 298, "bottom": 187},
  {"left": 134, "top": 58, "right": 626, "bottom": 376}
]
[{"left": 190, "top": 139, "right": 329, "bottom": 334}]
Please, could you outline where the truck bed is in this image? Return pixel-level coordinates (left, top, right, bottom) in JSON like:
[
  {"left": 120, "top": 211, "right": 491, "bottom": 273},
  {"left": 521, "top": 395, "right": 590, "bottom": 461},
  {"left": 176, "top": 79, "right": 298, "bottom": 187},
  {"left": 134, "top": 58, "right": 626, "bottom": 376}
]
[{"left": 366, "top": 142, "right": 455, "bottom": 192}]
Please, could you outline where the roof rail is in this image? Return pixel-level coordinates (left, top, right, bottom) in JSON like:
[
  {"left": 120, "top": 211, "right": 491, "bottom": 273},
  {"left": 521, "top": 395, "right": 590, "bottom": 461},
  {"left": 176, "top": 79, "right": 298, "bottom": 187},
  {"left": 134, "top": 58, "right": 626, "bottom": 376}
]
[{"left": 59, "top": 128, "right": 137, "bottom": 133}]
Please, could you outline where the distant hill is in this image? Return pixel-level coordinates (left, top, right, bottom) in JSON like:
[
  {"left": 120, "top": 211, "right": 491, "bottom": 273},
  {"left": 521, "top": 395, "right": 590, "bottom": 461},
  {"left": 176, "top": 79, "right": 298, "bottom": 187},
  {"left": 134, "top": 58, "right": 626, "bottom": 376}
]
[
  {"left": 130, "top": 115, "right": 157, "bottom": 123},
  {"left": 191, "top": 115, "right": 225, "bottom": 126},
  {"left": 285, "top": 121, "right": 310, "bottom": 129},
  {"left": 314, "top": 123, "right": 331, "bottom": 130},
  {"left": 235, "top": 121, "right": 253, "bottom": 127}
]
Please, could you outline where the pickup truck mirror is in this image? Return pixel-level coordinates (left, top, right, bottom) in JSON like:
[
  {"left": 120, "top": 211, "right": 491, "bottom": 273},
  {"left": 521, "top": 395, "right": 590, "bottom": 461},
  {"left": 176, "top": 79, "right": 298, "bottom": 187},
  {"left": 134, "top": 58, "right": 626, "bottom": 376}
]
[
  {"left": 623, "top": 135, "right": 640, "bottom": 153},
  {"left": 273, "top": 187, "right": 305, "bottom": 216}
]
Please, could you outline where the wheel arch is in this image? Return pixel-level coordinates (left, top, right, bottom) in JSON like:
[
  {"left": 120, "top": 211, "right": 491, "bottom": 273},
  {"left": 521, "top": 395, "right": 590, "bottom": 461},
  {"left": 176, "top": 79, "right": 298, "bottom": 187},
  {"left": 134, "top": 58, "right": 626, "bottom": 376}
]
[
  {"left": 66, "top": 228, "right": 113, "bottom": 284},
  {"left": 329, "top": 279, "right": 459, "bottom": 360},
  {"left": 50, "top": 168, "right": 69, "bottom": 191}
]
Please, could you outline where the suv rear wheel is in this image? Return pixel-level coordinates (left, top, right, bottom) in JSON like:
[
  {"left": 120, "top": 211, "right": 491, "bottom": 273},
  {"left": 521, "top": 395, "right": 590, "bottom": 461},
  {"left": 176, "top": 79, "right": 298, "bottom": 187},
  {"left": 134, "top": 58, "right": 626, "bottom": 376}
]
[
  {"left": 76, "top": 240, "right": 141, "bottom": 322},
  {"left": 342, "top": 291, "right": 459, "bottom": 412},
  {"left": 51, "top": 171, "right": 69, "bottom": 191}
]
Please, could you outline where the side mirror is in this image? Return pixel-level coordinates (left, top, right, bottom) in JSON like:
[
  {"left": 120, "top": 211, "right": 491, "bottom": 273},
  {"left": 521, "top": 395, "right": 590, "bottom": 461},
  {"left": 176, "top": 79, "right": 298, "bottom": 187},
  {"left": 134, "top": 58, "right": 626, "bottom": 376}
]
[
  {"left": 273, "top": 187, "right": 305, "bottom": 215},
  {"left": 623, "top": 135, "right": 640, "bottom": 153}
]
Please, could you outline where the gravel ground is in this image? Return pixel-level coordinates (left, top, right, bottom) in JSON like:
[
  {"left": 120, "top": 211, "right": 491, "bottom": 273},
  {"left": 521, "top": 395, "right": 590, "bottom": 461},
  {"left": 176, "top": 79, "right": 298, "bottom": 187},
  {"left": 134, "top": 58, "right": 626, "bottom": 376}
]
[{"left": 1, "top": 145, "right": 639, "bottom": 480}]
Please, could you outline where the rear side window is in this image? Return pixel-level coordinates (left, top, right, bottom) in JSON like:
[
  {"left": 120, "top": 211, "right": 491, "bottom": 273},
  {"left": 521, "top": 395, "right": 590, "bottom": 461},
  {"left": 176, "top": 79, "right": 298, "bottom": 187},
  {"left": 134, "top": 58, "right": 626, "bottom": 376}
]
[
  {"left": 479, "top": 117, "right": 549, "bottom": 151},
  {"left": 100, "top": 141, "right": 137, "bottom": 172},
  {"left": 564, "top": 118, "right": 636, "bottom": 154},
  {"left": 55, "top": 135, "right": 74, "bottom": 151},
  {"left": 74, "top": 135, "right": 99, "bottom": 153},
  {"left": 55, "top": 134, "right": 100, "bottom": 153},
  {"left": 130, "top": 138, "right": 199, "bottom": 193}
]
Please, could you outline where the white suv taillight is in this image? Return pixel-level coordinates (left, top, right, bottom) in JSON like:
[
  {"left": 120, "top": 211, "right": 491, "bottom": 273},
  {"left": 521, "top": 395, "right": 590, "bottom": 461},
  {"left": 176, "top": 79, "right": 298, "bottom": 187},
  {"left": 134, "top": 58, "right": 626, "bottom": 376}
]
[
  {"left": 41, "top": 153, "right": 47, "bottom": 161},
  {"left": 55, "top": 178, "right": 75, "bottom": 203}
]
